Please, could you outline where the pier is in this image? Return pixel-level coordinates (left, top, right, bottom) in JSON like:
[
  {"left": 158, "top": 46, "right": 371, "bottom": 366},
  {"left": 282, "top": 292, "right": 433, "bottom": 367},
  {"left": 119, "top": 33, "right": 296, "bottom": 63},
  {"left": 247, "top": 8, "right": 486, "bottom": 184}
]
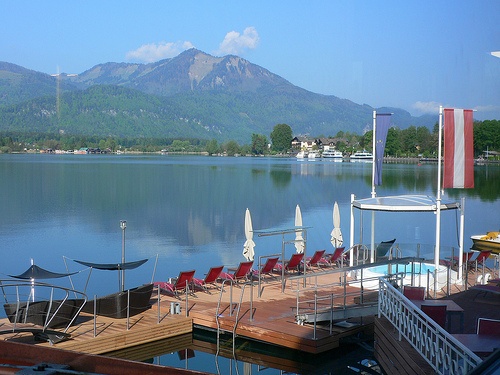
[{"left": 1, "top": 256, "right": 498, "bottom": 374}]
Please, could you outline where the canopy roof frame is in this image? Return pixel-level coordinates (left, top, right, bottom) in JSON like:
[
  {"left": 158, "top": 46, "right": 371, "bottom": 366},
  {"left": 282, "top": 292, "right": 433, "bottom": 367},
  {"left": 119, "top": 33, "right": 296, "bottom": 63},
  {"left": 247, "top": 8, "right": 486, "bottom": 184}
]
[{"left": 349, "top": 193, "right": 465, "bottom": 282}]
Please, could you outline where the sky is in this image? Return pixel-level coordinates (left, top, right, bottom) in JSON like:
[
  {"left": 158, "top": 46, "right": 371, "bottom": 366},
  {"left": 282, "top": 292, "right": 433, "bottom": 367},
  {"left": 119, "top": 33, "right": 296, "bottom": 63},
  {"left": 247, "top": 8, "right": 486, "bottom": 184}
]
[{"left": 1, "top": 1, "right": 499, "bottom": 120}]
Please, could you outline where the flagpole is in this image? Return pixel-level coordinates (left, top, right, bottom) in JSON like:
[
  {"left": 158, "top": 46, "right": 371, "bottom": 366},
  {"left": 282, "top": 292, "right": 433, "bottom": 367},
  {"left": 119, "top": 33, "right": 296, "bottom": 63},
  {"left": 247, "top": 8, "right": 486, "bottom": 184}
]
[
  {"left": 370, "top": 111, "right": 376, "bottom": 262},
  {"left": 350, "top": 194, "right": 355, "bottom": 267},
  {"left": 458, "top": 197, "right": 465, "bottom": 282},
  {"left": 371, "top": 110, "right": 377, "bottom": 198},
  {"left": 434, "top": 106, "right": 443, "bottom": 296}
]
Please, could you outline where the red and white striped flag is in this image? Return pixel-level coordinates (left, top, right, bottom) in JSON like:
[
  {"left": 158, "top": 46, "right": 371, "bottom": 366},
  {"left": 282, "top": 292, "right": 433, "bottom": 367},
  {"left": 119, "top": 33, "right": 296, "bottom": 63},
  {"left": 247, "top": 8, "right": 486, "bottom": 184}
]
[{"left": 443, "top": 108, "right": 474, "bottom": 189}]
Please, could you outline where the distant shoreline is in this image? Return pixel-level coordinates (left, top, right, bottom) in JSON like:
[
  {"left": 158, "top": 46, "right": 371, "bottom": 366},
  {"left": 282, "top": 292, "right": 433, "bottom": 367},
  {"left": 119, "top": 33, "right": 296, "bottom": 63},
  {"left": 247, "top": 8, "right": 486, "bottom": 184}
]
[{"left": 5, "top": 151, "right": 500, "bottom": 164}]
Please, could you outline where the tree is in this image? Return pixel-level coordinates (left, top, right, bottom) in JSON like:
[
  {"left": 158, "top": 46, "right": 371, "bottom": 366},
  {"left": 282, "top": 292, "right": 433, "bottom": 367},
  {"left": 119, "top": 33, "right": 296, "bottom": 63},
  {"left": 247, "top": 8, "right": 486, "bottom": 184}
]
[
  {"left": 270, "top": 124, "right": 292, "bottom": 153},
  {"left": 224, "top": 140, "right": 240, "bottom": 156},
  {"left": 360, "top": 130, "right": 373, "bottom": 151},
  {"left": 205, "top": 139, "right": 219, "bottom": 155},
  {"left": 251, "top": 133, "right": 268, "bottom": 155},
  {"left": 385, "top": 127, "right": 401, "bottom": 156}
]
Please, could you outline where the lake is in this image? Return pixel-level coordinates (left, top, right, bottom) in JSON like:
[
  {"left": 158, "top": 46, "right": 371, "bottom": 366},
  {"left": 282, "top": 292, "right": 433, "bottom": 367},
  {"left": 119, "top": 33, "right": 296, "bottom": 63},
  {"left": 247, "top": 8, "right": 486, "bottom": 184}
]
[{"left": 0, "top": 154, "right": 498, "bottom": 373}]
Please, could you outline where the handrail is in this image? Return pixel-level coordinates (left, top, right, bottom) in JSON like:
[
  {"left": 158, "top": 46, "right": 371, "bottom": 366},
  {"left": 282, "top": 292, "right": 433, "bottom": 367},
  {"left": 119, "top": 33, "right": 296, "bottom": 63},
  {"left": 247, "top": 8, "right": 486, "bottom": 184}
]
[
  {"left": 215, "top": 278, "right": 231, "bottom": 358},
  {"left": 232, "top": 283, "right": 247, "bottom": 354},
  {"left": 0, "top": 279, "right": 87, "bottom": 335},
  {"left": 215, "top": 277, "right": 255, "bottom": 361},
  {"left": 289, "top": 257, "right": 424, "bottom": 339},
  {"left": 378, "top": 278, "right": 482, "bottom": 374}
]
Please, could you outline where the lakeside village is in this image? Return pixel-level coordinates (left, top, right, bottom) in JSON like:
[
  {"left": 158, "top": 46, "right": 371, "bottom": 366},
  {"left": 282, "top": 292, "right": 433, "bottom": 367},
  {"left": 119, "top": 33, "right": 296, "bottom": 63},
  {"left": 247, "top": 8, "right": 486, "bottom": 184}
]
[
  {"left": 35, "top": 135, "right": 500, "bottom": 163},
  {"left": 5, "top": 117, "right": 500, "bottom": 161}
]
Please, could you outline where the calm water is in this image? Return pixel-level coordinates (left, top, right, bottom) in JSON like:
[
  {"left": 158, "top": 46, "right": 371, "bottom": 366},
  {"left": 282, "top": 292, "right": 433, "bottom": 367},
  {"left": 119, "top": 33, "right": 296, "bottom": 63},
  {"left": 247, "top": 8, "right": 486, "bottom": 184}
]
[{"left": 1, "top": 154, "right": 499, "bottom": 373}]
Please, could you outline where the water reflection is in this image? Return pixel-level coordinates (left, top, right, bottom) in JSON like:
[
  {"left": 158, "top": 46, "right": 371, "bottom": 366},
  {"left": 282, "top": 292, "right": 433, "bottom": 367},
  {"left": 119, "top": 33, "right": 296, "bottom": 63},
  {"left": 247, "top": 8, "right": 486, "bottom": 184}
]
[
  {"left": 138, "top": 329, "right": 375, "bottom": 375},
  {"left": 0, "top": 155, "right": 499, "bottom": 374},
  {"left": 0, "top": 155, "right": 498, "bottom": 292}
]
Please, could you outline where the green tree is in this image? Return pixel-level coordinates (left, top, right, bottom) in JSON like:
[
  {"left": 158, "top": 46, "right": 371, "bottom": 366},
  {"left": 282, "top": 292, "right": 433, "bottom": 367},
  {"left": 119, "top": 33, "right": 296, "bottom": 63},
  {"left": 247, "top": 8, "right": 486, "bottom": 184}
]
[
  {"left": 385, "top": 127, "right": 401, "bottom": 156},
  {"left": 270, "top": 124, "right": 292, "bottom": 153},
  {"left": 360, "top": 130, "right": 373, "bottom": 151},
  {"left": 251, "top": 133, "right": 268, "bottom": 155},
  {"left": 171, "top": 140, "right": 190, "bottom": 151},
  {"left": 205, "top": 139, "right": 219, "bottom": 155},
  {"left": 224, "top": 140, "right": 240, "bottom": 156},
  {"left": 474, "top": 120, "right": 500, "bottom": 155}
]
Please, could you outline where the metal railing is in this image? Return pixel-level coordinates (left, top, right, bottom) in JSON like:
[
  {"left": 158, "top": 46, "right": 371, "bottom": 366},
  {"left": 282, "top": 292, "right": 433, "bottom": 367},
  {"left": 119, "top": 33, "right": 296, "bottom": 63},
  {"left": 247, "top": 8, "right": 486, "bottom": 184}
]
[
  {"left": 378, "top": 278, "right": 482, "bottom": 374},
  {"left": 0, "top": 279, "right": 87, "bottom": 335},
  {"left": 287, "top": 257, "right": 424, "bottom": 339},
  {"left": 215, "top": 278, "right": 254, "bottom": 359}
]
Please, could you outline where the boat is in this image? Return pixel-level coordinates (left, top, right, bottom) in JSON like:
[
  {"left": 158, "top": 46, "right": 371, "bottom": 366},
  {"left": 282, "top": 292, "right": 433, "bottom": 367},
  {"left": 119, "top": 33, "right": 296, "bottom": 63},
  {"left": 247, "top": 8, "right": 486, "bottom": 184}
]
[
  {"left": 322, "top": 149, "right": 343, "bottom": 159},
  {"left": 470, "top": 231, "right": 500, "bottom": 253},
  {"left": 296, "top": 151, "right": 306, "bottom": 159},
  {"left": 73, "top": 258, "right": 154, "bottom": 319},
  {"left": 308, "top": 151, "right": 319, "bottom": 159},
  {"left": 350, "top": 150, "right": 373, "bottom": 161}
]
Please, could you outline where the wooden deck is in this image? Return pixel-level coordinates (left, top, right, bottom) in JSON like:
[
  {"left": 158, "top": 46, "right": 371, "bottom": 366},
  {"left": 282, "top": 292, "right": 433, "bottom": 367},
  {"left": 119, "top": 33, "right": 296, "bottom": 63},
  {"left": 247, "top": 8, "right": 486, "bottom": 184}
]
[
  {"left": 2, "top": 265, "right": 498, "bottom": 374},
  {"left": 186, "top": 274, "right": 375, "bottom": 354},
  {"left": 0, "top": 310, "right": 193, "bottom": 355},
  {"left": 0, "top": 270, "right": 376, "bottom": 356}
]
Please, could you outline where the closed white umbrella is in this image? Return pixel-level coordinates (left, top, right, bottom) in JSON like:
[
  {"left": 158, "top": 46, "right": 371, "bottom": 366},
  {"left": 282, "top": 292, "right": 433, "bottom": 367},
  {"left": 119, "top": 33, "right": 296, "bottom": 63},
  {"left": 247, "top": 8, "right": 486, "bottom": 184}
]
[
  {"left": 330, "top": 201, "right": 343, "bottom": 248},
  {"left": 294, "top": 204, "right": 305, "bottom": 253},
  {"left": 243, "top": 208, "right": 255, "bottom": 261}
]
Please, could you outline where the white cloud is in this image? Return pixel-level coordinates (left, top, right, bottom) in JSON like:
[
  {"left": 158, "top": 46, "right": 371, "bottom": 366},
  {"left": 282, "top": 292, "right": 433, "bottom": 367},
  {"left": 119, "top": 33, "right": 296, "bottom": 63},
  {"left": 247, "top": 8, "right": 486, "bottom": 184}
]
[
  {"left": 474, "top": 104, "right": 500, "bottom": 113},
  {"left": 413, "top": 101, "right": 500, "bottom": 119},
  {"left": 216, "top": 26, "right": 259, "bottom": 56},
  {"left": 412, "top": 101, "right": 441, "bottom": 114},
  {"left": 126, "top": 41, "right": 195, "bottom": 63}
]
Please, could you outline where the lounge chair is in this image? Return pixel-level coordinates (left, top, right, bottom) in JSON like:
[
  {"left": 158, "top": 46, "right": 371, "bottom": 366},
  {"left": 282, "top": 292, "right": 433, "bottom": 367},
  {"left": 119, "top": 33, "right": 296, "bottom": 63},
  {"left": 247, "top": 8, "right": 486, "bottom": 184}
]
[
  {"left": 375, "top": 238, "right": 396, "bottom": 261},
  {"left": 403, "top": 285, "right": 425, "bottom": 300},
  {"left": 154, "top": 270, "right": 196, "bottom": 298},
  {"left": 274, "top": 253, "right": 304, "bottom": 274},
  {"left": 252, "top": 257, "right": 279, "bottom": 280},
  {"left": 421, "top": 304, "right": 447, "bottom": 329},
  {"left": 305, "top": 249, "right": 326, "bottom": 270},
  {"left": 441, "top": 251, "right": 473, "bottom": 268},
  {"left": 329, "top": 247, "right": 346, "bottom": 267},
  {"left": 467, "top": 251, "right": 491, "bottom": 272},
  {"left": 220, "top": 261, "right": 254, "bottom": 285},
  {"left": 477, "top": 318, "right": 500, "bottom": 335},
  {"left": 192, "top": 266, "right": 224, "bottom": 294}
]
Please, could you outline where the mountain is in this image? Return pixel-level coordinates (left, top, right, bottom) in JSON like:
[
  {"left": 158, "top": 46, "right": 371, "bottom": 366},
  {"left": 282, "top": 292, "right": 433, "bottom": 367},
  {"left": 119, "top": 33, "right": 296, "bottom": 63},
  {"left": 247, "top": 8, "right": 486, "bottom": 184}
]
[
  {"left": 0, "top": 62, "right": 78, "bottom": 106},
  {"left": 0, "top": 49, "right": 433, "bottom": 143}
]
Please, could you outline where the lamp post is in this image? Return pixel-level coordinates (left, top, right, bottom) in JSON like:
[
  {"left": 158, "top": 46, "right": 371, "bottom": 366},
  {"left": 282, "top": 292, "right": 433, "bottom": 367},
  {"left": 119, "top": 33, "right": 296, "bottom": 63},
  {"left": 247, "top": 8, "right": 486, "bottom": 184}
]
[{"left": 120, "top": 220, "right": 127, "bottom": 292}]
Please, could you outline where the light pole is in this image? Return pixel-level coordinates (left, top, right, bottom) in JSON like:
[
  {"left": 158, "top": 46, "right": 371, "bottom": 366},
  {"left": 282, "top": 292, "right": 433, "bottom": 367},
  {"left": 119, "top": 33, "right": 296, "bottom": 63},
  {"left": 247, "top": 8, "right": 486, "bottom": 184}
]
[{"left": 120, "top": 220, "right": 127, "bottom": 292}]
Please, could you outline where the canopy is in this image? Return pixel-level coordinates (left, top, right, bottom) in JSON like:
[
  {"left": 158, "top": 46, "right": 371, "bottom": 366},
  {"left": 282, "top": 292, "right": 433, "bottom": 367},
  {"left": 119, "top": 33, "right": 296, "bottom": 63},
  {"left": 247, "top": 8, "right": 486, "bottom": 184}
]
[
  {"left": 349, "top": 194, "right": 464, "bottom": 283},
  {"left": 8, "top": 264, "right": 77, "bottom": 280},
  {"left": 74, "top": 259, "right": 148, "bottom": 271},
  {"left": 352, "top": 194, "right": 460, "bottom": 212}
]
